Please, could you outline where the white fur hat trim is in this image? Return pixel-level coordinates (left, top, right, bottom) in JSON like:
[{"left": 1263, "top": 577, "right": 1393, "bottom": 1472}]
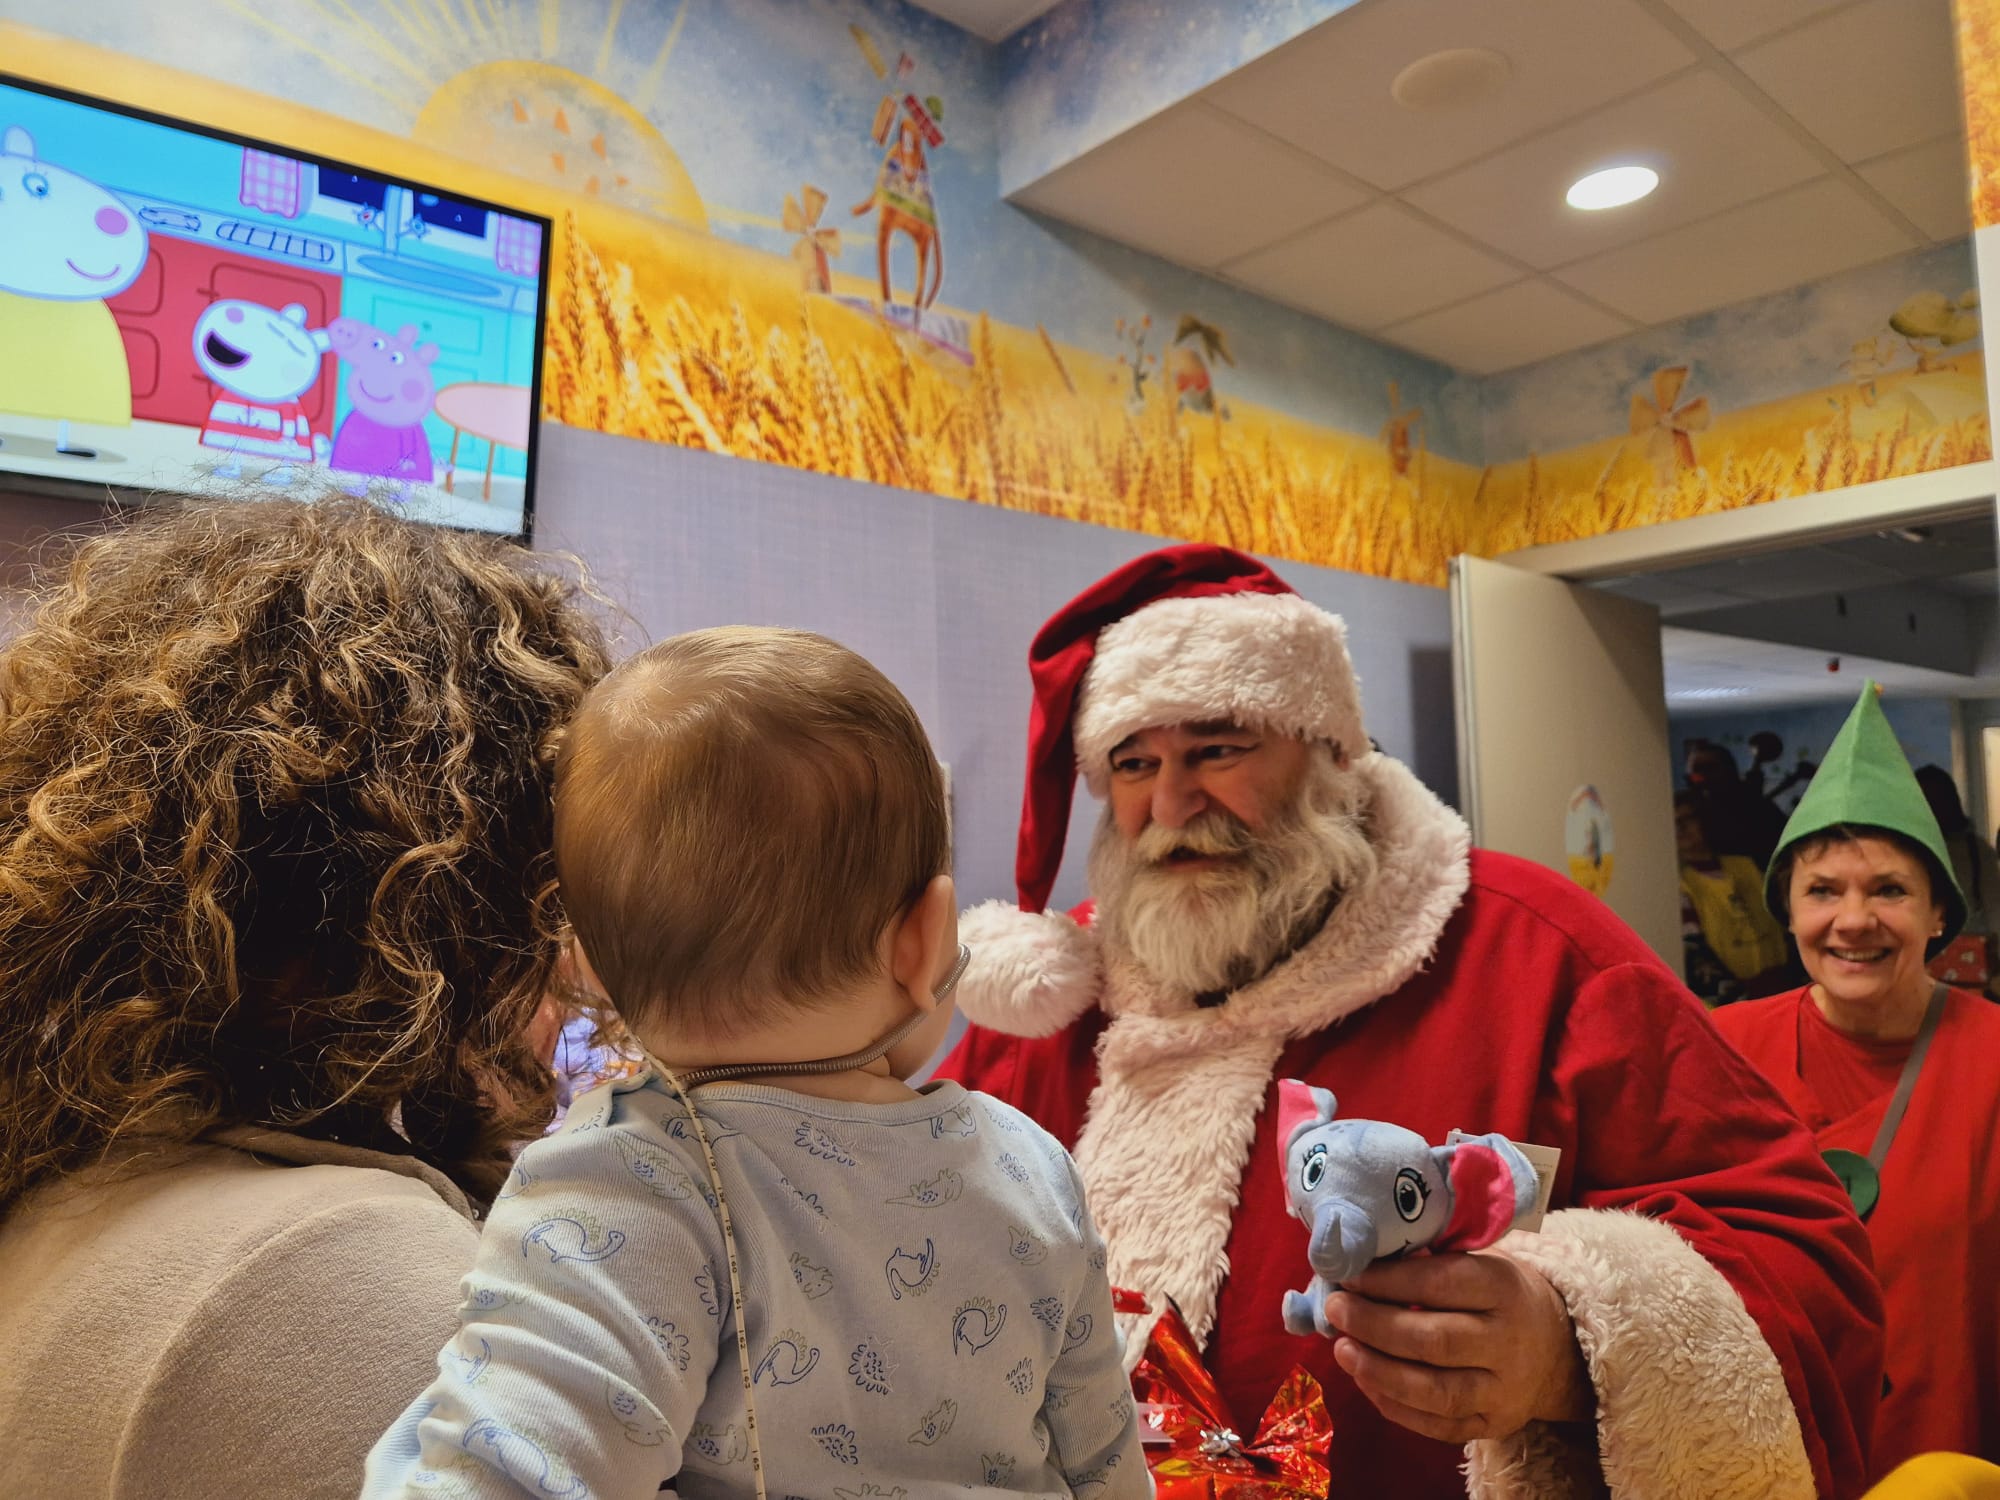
[{"left": 1073, "top": 592, "right": 1363, "bottom": 792}]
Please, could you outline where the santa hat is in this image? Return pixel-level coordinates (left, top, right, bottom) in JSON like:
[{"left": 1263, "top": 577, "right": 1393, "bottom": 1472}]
[{"left": 958, "top": 543, "right": 1366, "bottom": 1035}]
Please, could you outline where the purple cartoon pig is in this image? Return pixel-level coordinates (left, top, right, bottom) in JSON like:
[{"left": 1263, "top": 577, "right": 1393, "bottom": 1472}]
[{"left": 327, "top": 317, "right": 439, "bottom": 491}]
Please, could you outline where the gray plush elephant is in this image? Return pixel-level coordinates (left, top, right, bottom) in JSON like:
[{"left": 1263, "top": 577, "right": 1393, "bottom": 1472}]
[{"left": 1276, "top": 1080, "right": 1538, "bottom": 1338}]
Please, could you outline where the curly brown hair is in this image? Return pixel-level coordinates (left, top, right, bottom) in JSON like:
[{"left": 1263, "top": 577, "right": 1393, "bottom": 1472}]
[{"left": 0, "top": 495, "right": 609, "bottom": 1209}]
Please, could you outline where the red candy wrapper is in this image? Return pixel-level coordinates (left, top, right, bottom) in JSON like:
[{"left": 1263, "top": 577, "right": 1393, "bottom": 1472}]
[{"left": 1114, "top": 1288, "right": 1332, "bottom": 1499}]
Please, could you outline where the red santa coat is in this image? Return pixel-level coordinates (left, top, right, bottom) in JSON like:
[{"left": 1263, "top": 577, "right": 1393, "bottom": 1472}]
[
  {"left": 1714, "top": 986, "right": 2000, "bottom": 1475},
  {"left": 942, "top": 755, "right": 1882, "bottom": 1499}
]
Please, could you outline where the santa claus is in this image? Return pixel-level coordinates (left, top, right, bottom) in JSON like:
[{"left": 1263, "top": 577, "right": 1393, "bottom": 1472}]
[{"left": 940, "top": 544, "right": 1882, "bottom": 1498}]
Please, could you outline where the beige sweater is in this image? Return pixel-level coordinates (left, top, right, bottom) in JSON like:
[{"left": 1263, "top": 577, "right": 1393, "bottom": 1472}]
[{"left": 0, "top": 1128, "right": 481, "bottom": 1500}]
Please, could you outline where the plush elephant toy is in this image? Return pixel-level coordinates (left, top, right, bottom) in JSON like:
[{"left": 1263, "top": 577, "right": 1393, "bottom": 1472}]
[{"left": 1276, "top": 1079, "right": 1538, "bottom": 1338}]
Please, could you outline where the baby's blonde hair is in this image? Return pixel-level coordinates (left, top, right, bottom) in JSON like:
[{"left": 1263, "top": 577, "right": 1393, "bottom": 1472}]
[{"left": 554, "top": 627, "right": 949, "bottom": 1035}]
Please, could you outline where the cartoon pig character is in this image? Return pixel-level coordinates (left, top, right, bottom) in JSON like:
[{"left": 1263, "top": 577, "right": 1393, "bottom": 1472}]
[
  {"left": 193, "top": 299, "right": 331, "bottom": 483},
  {"left": 1275, "top": 1081, "right": 1537, "bottom": 1338},
  {"left": 327, "top": 316, "right": 439, "bottom": 493},
  {"left": 0, "top": 125, "right": 150, "bottom": 456}
]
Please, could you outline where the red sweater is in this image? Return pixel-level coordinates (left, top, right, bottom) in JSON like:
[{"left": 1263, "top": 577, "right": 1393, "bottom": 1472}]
[
  {"left": 1715, "top": 986, "right": 2000, "bottom": 1476},
  {"left": 943, "top": 851, "right": 1884, "bottom": 1498}
]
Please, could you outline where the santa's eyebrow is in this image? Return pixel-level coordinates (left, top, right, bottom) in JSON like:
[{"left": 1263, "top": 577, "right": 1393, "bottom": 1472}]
[{"left": 1186, "top": 719, "right": 1255, "bottom": 737}]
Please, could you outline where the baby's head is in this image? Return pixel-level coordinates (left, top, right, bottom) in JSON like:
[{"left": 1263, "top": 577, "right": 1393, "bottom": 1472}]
[{"left": 555, "top": 627, "right": 952, "bottom": 1057}]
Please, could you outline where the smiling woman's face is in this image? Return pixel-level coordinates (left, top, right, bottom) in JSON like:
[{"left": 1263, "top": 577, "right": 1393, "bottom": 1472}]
[{"left": 1786, "top": 833, "right": 1944, "bottom": 1022}]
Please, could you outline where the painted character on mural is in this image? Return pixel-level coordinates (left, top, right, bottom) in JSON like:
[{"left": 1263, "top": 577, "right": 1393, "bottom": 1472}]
[
  {"left": 326, "top": 316, "right": 439, "bottom": 496},
  {"left": 853, "top": 110, "right": 943, "bottom": 311},
  {"left": 0, "top": 124, "right": 150, "bottom": 457},
  {"left": 193, "top": 299, "right": 331, "bottom": 484}
]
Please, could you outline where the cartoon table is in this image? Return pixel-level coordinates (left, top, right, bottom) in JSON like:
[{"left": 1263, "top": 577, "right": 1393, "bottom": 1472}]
[{"left": 433, "top": 383, "right": 530, "bottom": 502}]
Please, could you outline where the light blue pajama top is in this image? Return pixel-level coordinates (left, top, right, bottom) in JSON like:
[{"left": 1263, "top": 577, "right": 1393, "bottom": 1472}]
[{"left": 363, "top": 1073, "right": 1150, "bottom": 1499}]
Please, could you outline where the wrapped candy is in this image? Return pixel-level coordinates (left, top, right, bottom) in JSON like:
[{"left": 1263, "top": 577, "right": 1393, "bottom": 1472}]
[{"left": 1114, "top": 1289, "right": 1332, "bottom": 1499}]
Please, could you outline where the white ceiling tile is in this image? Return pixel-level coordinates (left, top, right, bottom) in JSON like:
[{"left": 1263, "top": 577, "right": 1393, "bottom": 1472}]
[
  {"left": 1553, "top": 176, "right": 1916, "bottom": 324},
  {"left": 1402, "top": 70, "right": 1824, "bottom": 271},
  {"left": 1377, "top": 279, "right": 1637, "bottom": 374},
  {"left": 1855, "top": 134, "right": 1973, "bottom": 241},
  {"left": 1655, "top": 0, "right": 1854, "bottom": 52},
  {"left": 1733, "top": 0, "right": 1962, "bottom": 164},
  {"left": 1008, "top": 103, "right": 1369, "bottom": 270},
  {"left": 1221, "top": 202, "right": 1522, "bottom": 330},
  {"left": 1203, "top": 0, "right": 1694, "bottom": 191}
]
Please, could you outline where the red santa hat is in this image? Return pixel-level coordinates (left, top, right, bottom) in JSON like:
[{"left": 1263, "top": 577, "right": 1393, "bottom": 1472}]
[{"left": 959, "top": 543, "right": 1366, "bottom": 1035}]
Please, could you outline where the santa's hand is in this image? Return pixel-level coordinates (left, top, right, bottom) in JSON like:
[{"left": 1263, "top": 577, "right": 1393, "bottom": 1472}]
[{"left": 1324, "top": 1250, "right": 1592, "bottom": 1444}]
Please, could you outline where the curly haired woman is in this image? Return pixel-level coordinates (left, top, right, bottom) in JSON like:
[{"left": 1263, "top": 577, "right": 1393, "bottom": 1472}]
[{"left": 0, "top": 495, "right": 609, "bottom": 1499}]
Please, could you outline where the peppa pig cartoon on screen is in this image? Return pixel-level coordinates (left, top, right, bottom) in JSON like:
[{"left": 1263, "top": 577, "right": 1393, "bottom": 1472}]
[
  {"left": 326, "top": 317, "right": 440, "bottom": 497},
  {"left": 0, "top": 74, "right": 547, "bottom": 537},
  {"left": 0, "top": 124, "right": 150, "bottom": 460},
  {"left": 193, "top": 299, "right": 331, "bottom": 484}
]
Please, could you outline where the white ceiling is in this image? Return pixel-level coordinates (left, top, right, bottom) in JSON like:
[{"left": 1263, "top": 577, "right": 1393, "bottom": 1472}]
[
  {"left": 903, "top": 0, "right": 1064, "bottom": 43},
  {"left": 1009, "top": 0, "right": 1970, "bottom": 374},
  {"left": 1663, "top": 626, "right": 1996, "bottom": 707}
]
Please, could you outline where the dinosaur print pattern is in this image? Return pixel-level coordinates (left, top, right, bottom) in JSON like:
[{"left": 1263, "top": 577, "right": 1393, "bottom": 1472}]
[
  {"left": 607, "top": 1378, "right": 667, "bottom": 1446},
  {"left": 849, "top": 1338, "right": 894, "bottom": 1395},
  {"left": 1005, "top": 1356, "right": 1035, "bottom": 1396},
  {"left": 796, "top": 1119, "right": 858, "bottom": 1165},
  {"left": 1006, "top": 1224, "right": 1048, "bottom": 1265},
  {"left": 953, "top": 1298, "right": 1008, "bottom": 1356},
  {"left": 908, "top": 1397, "right": 958, "bottom": 1445},
  {"left": 644, "top": 1315, "right": 692, "bottom": 1372},
  {"left": 885, "top": 1168, "right": 964, "bottom": 1208},
  {"left": 1063, "top": 1313, "right": 1094, "bottom": 1353},
  {"left": 790, "top": 1251, "right": 834, "bottom": 1300},
  {"left": 689, "top": 1421, "right": 748, "bottom": 1465},
  {"left": 884, "top": 1238, "right": 940, "bottom": 1300},
  {"left": 521, "top": 1213, "right": 626, "bottom": 1265},
  {"left": 812, "top": 1422, "right": 861, "bottom": 1465},
  {"left": 929, "top": 1104, "right": 978, "bottom": 1139},
  {"left": 754, "top": 1330, "right": 821, "bottom": 1387},
  {"left": 461, "top": 1420, "right": 584, "bottom": 1497},
  {"left": 369, "top": 1077, "right": 1145, "bottom": 1499}
]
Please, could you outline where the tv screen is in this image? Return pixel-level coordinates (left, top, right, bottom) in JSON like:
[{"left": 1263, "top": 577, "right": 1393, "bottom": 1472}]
[{"left": 0, "top": 73, "right": 549, "bottom": 539}]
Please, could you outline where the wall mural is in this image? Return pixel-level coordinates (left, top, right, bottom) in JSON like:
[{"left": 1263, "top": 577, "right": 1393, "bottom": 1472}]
[
  {"left": 1961, "top": 0, "right": 2000, "bottom": 231},
  {"left": 0, "top": 0, "right": 1987, "bottom": 587}
]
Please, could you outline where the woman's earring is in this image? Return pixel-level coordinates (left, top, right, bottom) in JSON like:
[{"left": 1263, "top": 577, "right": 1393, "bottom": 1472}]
[{"left": 934, "top": 943, "right": 972, "bottom": 1001}]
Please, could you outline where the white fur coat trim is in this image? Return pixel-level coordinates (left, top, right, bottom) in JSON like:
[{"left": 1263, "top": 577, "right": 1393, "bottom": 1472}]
[
  {"left": 1073, "top": 592, "right": 1365, "bottom": 795},
  {"left": 1075, "top": 754, "right": 1471, "bottom": 1344},
  {"left": 1466, "top": 1208, "right": 1814, "bottom": 1500}
]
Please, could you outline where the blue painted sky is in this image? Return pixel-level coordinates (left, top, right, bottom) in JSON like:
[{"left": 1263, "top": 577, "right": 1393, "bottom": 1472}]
[
  {"left": 997, "top": 0, "right": 1364, "bottom": 192},
  {"left": 1482, "top": 241, "right": 1982, "bottom": 461}
]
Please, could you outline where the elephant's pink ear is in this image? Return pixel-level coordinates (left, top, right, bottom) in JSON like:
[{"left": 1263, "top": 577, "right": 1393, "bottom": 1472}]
[
  {"left": 1435, "top": 1143, "right": 1518, "bottom": 1251},
  {"left": 1275, "top": 1079, "right": 1330, "bottom": 1159}
]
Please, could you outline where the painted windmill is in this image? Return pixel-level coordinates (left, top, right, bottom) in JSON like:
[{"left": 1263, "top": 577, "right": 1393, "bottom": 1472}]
[
  {"left": 1629, "top": 365, "right": 1710, "bottom": 488},
  {"left": 784, "top": 185, "right": 841, "bottom": 294},
  {"left": 1380, "top": 380, "right": 1424, "bottom": 477},
  {"left": 1168, "top": 314, "right": 1235, "bottom": 415}
]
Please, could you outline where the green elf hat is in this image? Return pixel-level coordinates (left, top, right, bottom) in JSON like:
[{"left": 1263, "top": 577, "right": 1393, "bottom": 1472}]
[{"left": 1763, "top": 681, "right": 1966, "bottom": 954}]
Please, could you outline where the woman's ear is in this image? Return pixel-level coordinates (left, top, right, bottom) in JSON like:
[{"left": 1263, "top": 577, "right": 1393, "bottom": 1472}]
[{"left": 890, "top": 874, "right": 958, "bottom": 1009}]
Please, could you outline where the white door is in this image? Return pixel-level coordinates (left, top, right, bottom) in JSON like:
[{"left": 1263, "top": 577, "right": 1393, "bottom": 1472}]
[{"left": 1450, "top": 554, "right": 1681, "bottom": 973}]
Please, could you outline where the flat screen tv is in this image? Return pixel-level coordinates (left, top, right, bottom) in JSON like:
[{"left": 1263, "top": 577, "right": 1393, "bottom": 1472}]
[{"left": 0, "top": 72, "right": 550, "bottom": 539}]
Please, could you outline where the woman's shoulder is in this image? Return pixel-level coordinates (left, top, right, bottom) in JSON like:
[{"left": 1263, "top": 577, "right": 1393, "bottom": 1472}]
[{"left": 1708, "top": 989, "right": 1804, "bottom": 1045}]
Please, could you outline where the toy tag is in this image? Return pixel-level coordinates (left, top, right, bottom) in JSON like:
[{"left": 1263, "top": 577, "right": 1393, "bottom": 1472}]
[{"left": 1446, "top": 1131, "right": 1560, "bottom": 1233}]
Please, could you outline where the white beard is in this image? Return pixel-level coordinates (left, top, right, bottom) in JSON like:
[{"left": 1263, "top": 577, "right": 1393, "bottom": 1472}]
[{"left": 1087, "top": 747, "right": 1377, "bottom": 997}]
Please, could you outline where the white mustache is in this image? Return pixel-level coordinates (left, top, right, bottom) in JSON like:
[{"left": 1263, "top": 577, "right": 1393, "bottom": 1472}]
[{"left": 1134, "top": 811, "right": 1254, "bottom": 864}]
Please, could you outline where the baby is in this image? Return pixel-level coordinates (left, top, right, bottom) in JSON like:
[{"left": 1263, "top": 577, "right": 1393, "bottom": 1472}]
[{"left": 365, "top": 627, "right": 1147, "bottom": 1499}]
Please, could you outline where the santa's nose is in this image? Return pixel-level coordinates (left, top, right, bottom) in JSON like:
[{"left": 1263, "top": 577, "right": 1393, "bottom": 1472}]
[{"left": 95, "top": 205, "right": 128, "bottom": 236}]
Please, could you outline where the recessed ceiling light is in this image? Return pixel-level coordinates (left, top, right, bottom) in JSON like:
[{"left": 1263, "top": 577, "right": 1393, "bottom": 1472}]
[
  {"left": 1565, "top": 165, "right": 1659, "bottom": 211},
  {"left": 1391, "top": 48, "right": 1512, "bottom": 111}
]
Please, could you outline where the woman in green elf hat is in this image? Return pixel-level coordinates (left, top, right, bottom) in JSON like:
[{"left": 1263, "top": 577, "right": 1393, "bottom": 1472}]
[{"left": 1714, "top": 682, "right": 2000, "bottom": 1477}]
